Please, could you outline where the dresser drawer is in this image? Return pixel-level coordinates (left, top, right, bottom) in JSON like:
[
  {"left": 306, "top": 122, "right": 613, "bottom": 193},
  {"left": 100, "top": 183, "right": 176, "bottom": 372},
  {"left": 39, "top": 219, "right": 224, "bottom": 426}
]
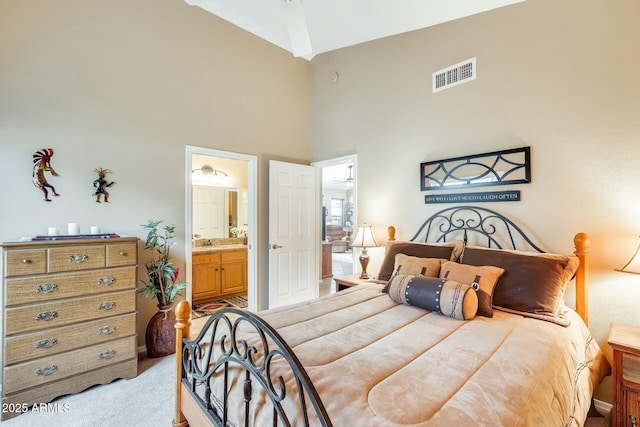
[
  {"left": 106, "top": 243, "right": 137, "bottom": 267},
  {"left": 4, "top": 313, "right": 136, "bottom": 365},
  {"left": 5, "top": 266, "right": 136, "bottom": 306},
  {"left": 624, "top": 353, "right": 640, "bottom": 384},
  {"left": 3, "top": 335, "right": 136, "bottom": 394},
  {"left": 5, "top": 290, "right": 136, "bottom": 335},
  {"left": 5, "top": 249, "right": 47, "bottom": 277},
  {"left": 48, "top": 245, "right": 106, "bottom": 273}
]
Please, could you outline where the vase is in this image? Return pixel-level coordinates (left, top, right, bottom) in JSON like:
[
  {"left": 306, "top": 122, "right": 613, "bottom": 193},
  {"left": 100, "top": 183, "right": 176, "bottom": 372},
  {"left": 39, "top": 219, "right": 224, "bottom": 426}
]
[{"left": 145, "top": 303, "right": 176, "bottom": 358}]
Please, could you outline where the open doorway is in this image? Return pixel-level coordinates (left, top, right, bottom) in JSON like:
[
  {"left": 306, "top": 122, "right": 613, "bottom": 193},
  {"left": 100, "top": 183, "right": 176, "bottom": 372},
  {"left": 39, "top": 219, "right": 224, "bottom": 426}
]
[
  {"left": 312, "top": 155, "right": 357, "bottom": 295},
  {"left": 185, "top": 146, "right": 258, "bottom": 315}
]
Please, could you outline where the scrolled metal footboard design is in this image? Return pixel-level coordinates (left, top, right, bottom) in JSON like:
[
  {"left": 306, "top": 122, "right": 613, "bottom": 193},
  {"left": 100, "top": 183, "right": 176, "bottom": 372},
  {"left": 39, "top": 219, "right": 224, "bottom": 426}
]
[{"left": 181, "top": 307, "right": 332, "bottom": 427}]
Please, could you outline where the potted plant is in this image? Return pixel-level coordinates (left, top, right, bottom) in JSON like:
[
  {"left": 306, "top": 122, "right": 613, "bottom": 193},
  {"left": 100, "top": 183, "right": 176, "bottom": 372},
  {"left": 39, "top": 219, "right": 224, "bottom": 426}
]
[
  {"left": 138, "top": 219, "right": 187, "bottom": 357},
  {"left": 230, "top": 226, "right": 248, "bottom": 244}
]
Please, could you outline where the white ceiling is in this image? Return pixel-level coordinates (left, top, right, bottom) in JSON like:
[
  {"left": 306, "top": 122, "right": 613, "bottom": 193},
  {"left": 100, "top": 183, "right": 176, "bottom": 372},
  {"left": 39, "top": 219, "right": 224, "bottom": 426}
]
[
  {"left": 185, "top": 0, "right": 525, "bottom": 60},
  {"left": 322, "top": 163, "right": 354, "bottom": 191}
]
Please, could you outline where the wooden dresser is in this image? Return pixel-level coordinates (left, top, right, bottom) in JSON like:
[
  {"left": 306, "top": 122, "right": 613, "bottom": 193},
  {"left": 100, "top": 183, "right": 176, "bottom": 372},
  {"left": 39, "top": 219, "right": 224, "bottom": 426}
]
[{"left": 1, "top": 237, "right": 139, "bottom": 420}]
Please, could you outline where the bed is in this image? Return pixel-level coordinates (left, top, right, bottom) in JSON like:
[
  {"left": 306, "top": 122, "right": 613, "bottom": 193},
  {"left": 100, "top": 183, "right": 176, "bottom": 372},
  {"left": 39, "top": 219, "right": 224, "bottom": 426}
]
[{"left": 172, "top": 206, "right": 610, "bottom": 427}]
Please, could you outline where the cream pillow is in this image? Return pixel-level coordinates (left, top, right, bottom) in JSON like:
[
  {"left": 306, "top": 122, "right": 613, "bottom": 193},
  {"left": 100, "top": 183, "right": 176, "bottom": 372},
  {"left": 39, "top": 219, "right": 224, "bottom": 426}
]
[
  {"left": 393, "top": 254, "right": 443, "bottom": 278},
  {"left": 439, "top": 261, "right": 505, "bottom": 318}
]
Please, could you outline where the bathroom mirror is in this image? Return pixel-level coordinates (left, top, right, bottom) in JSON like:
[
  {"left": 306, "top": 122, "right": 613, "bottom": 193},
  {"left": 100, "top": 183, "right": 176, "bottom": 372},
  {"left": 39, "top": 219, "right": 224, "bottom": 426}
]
[{"left": 191, "top": 154, "right": 248, "bottom": 240}]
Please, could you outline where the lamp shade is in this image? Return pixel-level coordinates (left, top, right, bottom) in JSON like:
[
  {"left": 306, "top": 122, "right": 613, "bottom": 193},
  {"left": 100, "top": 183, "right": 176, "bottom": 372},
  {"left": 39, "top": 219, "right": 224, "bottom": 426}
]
[
  {"left": 351, "top": 224, "right": 378, "bottom": 248},
  {"left": 616, "top": 236, "right": 640, "bottom": 274}
]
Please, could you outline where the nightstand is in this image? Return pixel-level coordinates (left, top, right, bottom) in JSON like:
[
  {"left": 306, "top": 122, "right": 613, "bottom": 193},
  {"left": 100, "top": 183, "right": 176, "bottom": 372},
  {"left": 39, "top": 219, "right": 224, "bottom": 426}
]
[
  {"left": 333, "top": 274, "right": 370, "bottom": 291},
  {"left": 609, "top": 323, "right": 640, "bottom": 427}
]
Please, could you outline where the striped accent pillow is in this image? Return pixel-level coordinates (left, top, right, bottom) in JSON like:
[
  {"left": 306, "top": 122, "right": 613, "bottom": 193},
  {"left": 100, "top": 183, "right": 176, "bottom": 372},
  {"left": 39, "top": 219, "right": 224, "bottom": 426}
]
[{"left": 387, "top": 275, "right": 478, "bottom": 320}]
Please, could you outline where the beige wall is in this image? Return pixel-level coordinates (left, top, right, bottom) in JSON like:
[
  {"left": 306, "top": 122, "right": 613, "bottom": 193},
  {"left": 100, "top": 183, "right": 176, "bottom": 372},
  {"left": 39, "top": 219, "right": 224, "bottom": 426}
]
[
  {"left": 2, "top": 0, "right": 637, "bottom": 406},
  {"left": 0, "top": 0, "right": 310, "bottom": 348},
  {"left": 310, "top": 0, "right": 640, "bottom": 402}
]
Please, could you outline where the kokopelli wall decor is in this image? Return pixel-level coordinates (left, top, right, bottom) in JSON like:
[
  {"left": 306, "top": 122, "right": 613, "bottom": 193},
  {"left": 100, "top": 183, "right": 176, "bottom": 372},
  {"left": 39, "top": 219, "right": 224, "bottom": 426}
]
[
  {"left": 93, "top": 168, "right": 114, "bottom": 203},
  {"left": 32, "top": 148, "right": 60, "bottom": 202}
]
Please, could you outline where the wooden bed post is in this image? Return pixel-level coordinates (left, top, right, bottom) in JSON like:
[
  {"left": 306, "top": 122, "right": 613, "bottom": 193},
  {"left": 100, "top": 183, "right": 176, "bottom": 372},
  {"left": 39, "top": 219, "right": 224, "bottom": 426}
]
[
  {"left": 173, "top": 300, "right": 191, "bottom": 427},
  {"left": 574, "top": 233, "right": 590, "bottom": 326}
]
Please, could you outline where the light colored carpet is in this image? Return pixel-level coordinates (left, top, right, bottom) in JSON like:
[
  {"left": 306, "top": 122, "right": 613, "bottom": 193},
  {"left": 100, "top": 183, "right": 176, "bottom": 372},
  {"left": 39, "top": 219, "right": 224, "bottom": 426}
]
[{"left": 2, "top": 353, "right": 174, "bottom": 427}]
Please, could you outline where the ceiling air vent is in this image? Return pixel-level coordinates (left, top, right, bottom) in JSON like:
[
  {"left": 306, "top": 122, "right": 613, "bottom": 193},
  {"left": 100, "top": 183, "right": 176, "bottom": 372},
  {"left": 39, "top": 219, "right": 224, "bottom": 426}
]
[{"left": 432, "top": 57, "right": 476, "bottom": 93}]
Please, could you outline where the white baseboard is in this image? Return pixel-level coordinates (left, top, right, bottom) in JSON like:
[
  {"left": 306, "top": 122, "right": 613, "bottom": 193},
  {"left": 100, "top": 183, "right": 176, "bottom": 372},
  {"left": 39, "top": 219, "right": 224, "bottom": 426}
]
[{"left": 594, "top": 399, "right": 612, "bottom": 417}]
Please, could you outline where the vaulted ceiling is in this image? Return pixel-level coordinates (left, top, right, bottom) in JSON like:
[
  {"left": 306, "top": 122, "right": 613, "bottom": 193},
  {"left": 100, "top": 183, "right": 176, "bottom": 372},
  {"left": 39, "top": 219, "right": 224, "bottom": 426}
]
[{"left": 185, "top": 0, "right": 525, "bottom": 59}]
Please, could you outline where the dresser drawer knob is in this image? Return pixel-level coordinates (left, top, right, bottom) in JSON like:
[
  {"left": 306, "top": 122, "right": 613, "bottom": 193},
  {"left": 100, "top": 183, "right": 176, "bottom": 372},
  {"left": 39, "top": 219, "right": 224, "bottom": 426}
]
[
  {"left": 35, "top": 283, "right": 58, "bottom": 294},
  {"left": 35, "top": 365, "right": 58, "bottom": 376},
  {"left": 22, "top": 258, "right": 31, "bottom": 264},
  {"left": 98, "top": 325, "right": 116, "bottom": 335},
  {"left": 98, "top": 349, "right": 116, "bottom": 360},
  {"left": 68, "top": 253, "right": 89, "bottom": 263},
  {"left": 119, "top": 251, "right": 127, "bottom": 256},
  {"left": 97, "top": 276, "right": 115, "bottom": 285},
  {"left": 98, "top": 301, "right": 116, "bottom": 310},
  {"left": 35, "top": 338, "right": 58, "bottom": 348},
  {"left": 35, "top": 311, "right": 57, "bottom": 321}
]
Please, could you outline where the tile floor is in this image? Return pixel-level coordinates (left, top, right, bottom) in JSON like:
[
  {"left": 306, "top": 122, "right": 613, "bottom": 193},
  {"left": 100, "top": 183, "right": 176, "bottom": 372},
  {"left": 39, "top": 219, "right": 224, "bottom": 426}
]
[{"left": 320, "top": 252, "right": 354, "bottom": 297}]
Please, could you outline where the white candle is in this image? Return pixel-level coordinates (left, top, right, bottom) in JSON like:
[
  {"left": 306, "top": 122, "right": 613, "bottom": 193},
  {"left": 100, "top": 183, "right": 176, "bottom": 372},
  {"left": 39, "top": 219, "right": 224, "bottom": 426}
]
[
  {"left": 90, "top": 226, "right": 101, "bottom": 234},
  {"left": 67, "top": 223, "right": 80, "bottom": 235},
  {"left": 48, "top": 227, "right": 60, "bottom": 236}
]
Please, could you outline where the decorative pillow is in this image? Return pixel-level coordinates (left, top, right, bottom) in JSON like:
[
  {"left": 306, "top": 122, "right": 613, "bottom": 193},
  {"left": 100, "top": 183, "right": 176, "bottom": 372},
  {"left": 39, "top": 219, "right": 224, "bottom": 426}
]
[
  {"left": 393, "top": 254, "right": 443, "bottom": 278},
  {"left": 377, "top": 240, "right": 464, "bottom": 281},
  {"left": 387, "top": 275, "right": 478, "bottom": 320},
  {"left": 460, "top": 245, "right": 579, "bottom": 324},
  {"left": 439, "top": 261, "right": 505, "bottom": 318},
  {"left": 382, "top": 254, "right": 444, "bottom": 293}
]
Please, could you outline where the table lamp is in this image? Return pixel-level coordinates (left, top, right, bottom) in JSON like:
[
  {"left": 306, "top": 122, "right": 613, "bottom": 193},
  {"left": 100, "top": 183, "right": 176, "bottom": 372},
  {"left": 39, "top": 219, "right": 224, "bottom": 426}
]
[
  {"left": 351, "top": 223, "right": 378, "bottom": 279},
  {"left": 616, "top": 236, "right": 640, "bottom": 274}
]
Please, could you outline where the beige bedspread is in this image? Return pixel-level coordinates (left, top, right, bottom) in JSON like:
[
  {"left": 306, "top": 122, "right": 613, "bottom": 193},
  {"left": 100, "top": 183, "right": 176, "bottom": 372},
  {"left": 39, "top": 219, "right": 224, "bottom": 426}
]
[{"left": 187, "top": 282, "right": 610, "bottom": 426}]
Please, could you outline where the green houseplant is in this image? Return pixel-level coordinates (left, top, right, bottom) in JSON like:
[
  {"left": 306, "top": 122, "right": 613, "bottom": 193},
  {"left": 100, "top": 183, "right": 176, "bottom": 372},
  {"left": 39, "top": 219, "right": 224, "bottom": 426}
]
[
  {"left": 139, "top": 220, "right": 187, "bottom": 358},
  {"left": 138, "top": 220, "right": 187, "bottom": 306}
]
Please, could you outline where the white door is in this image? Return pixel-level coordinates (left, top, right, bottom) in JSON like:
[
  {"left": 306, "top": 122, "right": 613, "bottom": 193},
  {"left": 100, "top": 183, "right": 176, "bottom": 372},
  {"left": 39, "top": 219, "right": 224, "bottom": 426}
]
[
  {"left": 269, "top": 160, "right": 320, "bottom": 309},
  {"left": 192, "top": 186, "right": 225, "bottom": 238}
]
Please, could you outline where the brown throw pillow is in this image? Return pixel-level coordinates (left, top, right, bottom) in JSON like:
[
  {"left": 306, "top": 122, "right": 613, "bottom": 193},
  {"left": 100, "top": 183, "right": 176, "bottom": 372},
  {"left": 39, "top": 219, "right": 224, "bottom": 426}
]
[
  {"left": 460, "top": 246, "right": 578, "bottom": 323},
  {"left": 387, "top": 275, "right": 478, "bottom": 320},
  {"left": 378, "top": 241, "right": 464, "bottom": 281},
  {"left": 439, "top": 261, "right": 505, "bottom": 317}
]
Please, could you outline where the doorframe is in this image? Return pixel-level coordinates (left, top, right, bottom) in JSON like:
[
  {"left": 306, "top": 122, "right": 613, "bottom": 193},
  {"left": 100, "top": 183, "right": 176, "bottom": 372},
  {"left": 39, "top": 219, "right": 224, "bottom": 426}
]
[
  {"left": 185, "top": 146, "right": 258, "bottom": 312},
  {"left": 312, "top": 154, "right": 358, "bottom": 275}
]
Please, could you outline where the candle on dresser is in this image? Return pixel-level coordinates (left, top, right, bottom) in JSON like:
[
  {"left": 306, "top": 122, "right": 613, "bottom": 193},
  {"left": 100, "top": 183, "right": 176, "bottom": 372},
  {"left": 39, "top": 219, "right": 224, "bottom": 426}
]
[{"left": 67, "top": 223, "right": 80, "bottom": 235}]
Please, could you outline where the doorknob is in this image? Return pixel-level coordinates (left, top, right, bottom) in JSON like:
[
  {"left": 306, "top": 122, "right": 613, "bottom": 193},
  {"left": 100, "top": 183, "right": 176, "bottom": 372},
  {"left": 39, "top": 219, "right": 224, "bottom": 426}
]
[{"left": 271, "top": 244, "right": 283, "bottom": 249}]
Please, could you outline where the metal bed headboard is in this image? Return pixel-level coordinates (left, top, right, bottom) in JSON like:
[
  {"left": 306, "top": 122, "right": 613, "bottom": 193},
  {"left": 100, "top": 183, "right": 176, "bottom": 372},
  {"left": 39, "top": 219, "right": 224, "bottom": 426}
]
[{"left": 409, "top": 205, "right": 545, "bottom": 253}]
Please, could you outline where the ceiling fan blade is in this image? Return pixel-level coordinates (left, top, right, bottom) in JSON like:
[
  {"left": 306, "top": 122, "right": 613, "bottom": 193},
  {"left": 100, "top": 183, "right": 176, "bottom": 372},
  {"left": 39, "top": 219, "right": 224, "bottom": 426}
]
[{"left": 282, "top": 0, "right": 312, "bottom": 57}]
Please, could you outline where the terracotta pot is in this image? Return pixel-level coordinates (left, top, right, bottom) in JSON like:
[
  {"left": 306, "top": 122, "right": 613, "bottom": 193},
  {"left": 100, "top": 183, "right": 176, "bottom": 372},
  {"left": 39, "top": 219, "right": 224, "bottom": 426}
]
[{"left": 145, "top": 303, "right": 176, "bottom": 358}]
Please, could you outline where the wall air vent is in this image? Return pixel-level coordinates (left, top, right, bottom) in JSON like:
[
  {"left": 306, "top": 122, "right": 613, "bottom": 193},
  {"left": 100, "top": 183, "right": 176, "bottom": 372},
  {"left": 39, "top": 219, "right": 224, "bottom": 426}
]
[{"left": 432, "top": 57, "right": 476, "bottom": 93}]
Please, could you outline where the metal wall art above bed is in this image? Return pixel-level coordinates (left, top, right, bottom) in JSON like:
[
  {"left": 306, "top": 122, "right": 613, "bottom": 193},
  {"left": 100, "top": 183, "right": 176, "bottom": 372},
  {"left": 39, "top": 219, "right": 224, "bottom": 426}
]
[{"left": 420, "top": 146, "right": 531, "bottom": 191}]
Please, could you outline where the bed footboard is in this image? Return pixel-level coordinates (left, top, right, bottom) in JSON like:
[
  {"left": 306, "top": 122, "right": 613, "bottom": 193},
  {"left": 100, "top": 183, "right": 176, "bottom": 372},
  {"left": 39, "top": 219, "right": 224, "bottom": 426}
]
[{"left": 174, "top": 301, "right": 332, "bottom": 427}]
